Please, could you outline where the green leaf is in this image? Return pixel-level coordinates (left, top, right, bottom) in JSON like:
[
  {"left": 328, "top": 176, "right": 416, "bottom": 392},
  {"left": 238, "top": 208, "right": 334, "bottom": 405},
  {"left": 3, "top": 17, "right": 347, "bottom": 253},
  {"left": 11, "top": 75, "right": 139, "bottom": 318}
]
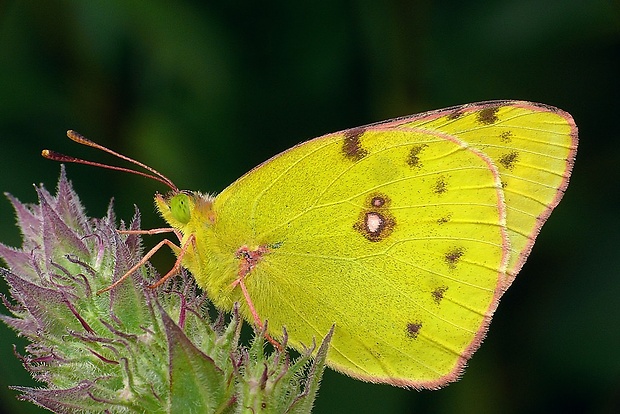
[{"left": 162, "top": 303, "right": 235, "bottom": 413}]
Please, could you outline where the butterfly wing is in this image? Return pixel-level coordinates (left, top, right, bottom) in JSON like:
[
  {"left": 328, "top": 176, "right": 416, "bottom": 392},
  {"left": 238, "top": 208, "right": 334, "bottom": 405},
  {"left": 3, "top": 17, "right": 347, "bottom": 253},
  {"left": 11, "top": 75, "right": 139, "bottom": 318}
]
[
  {"left": 388, "top": 101, "right": 578, "bottom": 284},
  {"left": 204, "top": 101, "right": 576, "bottom": 388}
]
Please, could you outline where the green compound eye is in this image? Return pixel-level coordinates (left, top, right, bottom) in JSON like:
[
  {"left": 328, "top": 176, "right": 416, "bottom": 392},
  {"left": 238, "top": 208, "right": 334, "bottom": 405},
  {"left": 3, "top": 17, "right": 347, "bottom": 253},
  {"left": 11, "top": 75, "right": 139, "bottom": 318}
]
[{"left": 169, "top": 193, "right": 191, "bottom": 224}]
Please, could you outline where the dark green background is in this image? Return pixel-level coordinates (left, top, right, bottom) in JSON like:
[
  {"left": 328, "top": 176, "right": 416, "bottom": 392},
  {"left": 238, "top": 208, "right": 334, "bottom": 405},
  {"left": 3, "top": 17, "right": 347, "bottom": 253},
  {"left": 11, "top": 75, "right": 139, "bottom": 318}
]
[{"left": 1, "top": 1, "right": 618, "bottom": 413}]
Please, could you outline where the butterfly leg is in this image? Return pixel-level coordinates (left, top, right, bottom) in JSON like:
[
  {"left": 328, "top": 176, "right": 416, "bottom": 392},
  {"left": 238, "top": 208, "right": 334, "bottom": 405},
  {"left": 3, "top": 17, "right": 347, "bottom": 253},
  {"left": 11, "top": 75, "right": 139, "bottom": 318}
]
[
  {"left": 232, "top": 245, "right": 283, "bottom": 351},
  {"left": 233, "top": 275, "right": 283, "bottom": 351},
  {"left": 119, "top": 227, "right": 183, "bottom": 242},
  {"left": 148, "top": 234, "right": 195, "bottom": 289},
  {"left": 96, "top": 234, "right": 192, "bottom": 294}
]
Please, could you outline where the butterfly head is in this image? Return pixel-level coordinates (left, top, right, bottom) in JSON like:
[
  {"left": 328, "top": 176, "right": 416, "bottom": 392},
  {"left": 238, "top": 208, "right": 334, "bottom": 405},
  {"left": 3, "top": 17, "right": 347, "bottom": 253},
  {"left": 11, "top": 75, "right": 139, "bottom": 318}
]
[{"left": 155, "top": 191, "right": 216, "bottom": 231}]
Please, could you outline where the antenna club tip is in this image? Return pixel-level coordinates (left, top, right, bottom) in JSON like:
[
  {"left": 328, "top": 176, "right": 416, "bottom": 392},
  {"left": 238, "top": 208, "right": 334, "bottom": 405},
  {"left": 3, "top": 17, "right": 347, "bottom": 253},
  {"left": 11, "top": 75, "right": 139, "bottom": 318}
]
[
  {"left": 67, "top": 130, "right": 87, "bottom": 142},
  {"left": 41, "top": 149, "right": 51, "bottom": 158}
]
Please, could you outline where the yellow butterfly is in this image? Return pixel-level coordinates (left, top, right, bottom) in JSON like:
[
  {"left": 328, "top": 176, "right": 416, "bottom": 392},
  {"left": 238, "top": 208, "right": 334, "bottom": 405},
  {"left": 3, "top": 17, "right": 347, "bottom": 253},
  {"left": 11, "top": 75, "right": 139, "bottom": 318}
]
[{"left": 44, "top": 100, "right": 577, "bottom": 389}]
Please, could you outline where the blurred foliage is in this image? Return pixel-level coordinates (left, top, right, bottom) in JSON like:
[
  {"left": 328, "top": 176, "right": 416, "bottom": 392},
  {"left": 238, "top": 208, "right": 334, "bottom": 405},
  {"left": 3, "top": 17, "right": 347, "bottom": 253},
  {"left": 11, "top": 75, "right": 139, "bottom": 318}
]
[{"left": 0, "top": 0, "right": 619, "bottom": 413}]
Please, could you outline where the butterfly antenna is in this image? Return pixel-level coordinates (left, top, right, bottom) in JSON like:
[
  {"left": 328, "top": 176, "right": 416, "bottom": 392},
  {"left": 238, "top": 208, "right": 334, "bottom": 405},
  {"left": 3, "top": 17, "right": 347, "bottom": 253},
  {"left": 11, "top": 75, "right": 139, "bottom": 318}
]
[{"left": 42, "top": 130, "right": 179, "bottom": 192}]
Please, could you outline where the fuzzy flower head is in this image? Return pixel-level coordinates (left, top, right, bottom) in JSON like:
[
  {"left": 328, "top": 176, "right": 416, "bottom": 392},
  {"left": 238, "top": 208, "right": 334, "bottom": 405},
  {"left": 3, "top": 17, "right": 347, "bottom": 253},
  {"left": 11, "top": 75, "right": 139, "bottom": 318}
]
[{"left": 0, "top": 167, "right": 330, "bottom": 413}]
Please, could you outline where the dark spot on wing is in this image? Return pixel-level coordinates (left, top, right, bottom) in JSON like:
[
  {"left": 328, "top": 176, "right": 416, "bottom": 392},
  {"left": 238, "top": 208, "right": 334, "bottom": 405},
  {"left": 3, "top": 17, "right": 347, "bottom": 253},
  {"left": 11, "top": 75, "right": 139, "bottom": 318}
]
[
  {"left": 447, "top": 108, "right": 464, "bottom": 120},
  {"left": 354, "top": 193, "right": 395, "bottom": 242},
  {"left": 371, "top": 195, "right": 386, "bottom": 207},
  {"left": 499, "top": 131, "right": 513, "bottom": 143},
  {"left": 406, "top": 322, "right": 423, "bottom": 339},
  {"left": 445, "top": 247, "right": 465, "bottom": 269},
  {"left": 342, "top": 127, "right": 368, "bottom": 161},
  {"left": 477, "top": 106, "right": 500, "bottom": 125},
  {"left": 499, "top": 151, "right": 519, "bottom": 170},
  {"left": 407, "top": 144, "right": 427, "bottom": 168},
  {"left": 432, "top": 286, "right": 449, "bottom": 304},
  {"left": 434, "top": 176, "right": 448, "bottom": 195}
]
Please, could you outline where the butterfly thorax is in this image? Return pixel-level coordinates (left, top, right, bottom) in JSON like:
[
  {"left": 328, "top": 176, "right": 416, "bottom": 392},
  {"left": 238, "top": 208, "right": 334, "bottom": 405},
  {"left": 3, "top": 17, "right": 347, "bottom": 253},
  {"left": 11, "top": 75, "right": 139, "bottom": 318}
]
[{"left": 155, "top": 191, "right": 242, "bottom": 310}]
